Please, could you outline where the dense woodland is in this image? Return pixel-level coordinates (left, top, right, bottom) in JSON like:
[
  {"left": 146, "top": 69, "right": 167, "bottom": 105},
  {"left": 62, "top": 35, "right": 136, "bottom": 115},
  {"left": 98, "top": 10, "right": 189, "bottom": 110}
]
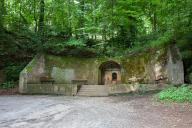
[{"left": 0, "top": 0, "right": 192, "bottom": 86}]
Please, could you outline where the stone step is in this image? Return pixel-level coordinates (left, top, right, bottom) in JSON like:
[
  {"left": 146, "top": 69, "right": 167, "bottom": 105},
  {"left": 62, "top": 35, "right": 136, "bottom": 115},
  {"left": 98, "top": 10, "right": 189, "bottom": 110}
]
[
  {"left": 78, "top": 91, "right": 108, "bottom": 94},
  {"left": 77, "top": 85, "right": 109, "bottom": 97},
  {"left": 77, "top": 92, "right": 108, "bottom": 96},
  {"left": 77, "top": 92, "right": 108, "bottom": 95},
  {"left": 78, "top": 88, "right": 107, "bottom": 91}
]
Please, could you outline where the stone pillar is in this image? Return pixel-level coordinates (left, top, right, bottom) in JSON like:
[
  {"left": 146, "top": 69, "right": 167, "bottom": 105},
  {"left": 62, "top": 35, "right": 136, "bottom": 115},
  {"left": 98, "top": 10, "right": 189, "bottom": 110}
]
[
  {"left": 19, "top": 54, "right": 46, "bottom": 93},
  {"left": 167, "top": 45, "right": 184, "bottom": 84},
  {"left": 19, "top": 69, "right": 27, "bottom": 93}
]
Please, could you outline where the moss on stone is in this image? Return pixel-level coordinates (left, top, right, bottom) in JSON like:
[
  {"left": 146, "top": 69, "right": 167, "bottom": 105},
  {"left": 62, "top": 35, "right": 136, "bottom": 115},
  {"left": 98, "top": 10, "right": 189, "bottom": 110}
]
[
  {"left": 23, "top": 47, "right": 168, "bottom": 85},
  {"left": 25, "top": 56, "right": 38, "bottom": 72},
  {"left": 44, "top": 49, "right": 156, "bottom": 84}
]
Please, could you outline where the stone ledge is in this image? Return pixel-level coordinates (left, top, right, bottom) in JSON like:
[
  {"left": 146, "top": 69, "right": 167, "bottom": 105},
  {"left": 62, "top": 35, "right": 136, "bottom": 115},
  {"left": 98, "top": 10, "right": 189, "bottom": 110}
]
[
  {"left": 23, "top": 84, "right": 77, "bottom": 96},
  {"left": 109, "top": 84, "right": 170, "bottom": 94}
]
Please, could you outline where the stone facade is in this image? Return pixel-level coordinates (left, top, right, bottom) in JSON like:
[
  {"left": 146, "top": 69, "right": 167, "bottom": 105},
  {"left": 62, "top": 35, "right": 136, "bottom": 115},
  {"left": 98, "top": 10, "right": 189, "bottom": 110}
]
[
  {"left": 19, "top": 45, "right": 184, "bottom": 95},
  {"left": 166, "top": 45, "right": 184, "bottom": 84}
]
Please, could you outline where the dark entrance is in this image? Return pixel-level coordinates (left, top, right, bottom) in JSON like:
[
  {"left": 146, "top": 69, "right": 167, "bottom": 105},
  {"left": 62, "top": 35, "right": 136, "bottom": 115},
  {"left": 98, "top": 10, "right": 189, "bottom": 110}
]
[
  {"left": 112, "top": 72, "right": 117, "bottom": 81},
  {"left": 99, "top": 61, "right": 121, "bottom": 85}
]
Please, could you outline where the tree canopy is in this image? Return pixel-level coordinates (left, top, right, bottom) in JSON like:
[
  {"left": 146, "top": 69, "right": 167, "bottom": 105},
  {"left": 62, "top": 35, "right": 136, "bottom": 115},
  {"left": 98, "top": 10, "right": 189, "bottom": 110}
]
[{"left": 0, "top": 0, "right": 192, "bottom": 83}]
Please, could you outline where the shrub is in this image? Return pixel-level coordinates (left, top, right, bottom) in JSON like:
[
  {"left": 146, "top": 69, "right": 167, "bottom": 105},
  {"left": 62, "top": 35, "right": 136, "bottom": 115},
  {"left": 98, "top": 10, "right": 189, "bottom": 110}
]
[
  {"left": 0, "top": 81, "right": 15, "bottom": 89},
  {"left": 156, "top": 85, "right": 192, "bottom": 103},
  {"left": 43, "top": 37, "right": 86, "bottom": 55},
  {"left": 4, "top": 64, "right": 26, "bottom": 81}
]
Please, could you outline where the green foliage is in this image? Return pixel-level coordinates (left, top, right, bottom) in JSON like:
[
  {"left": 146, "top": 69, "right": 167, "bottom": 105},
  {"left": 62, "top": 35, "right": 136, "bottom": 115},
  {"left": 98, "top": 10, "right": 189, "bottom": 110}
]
[
  {"left": 43, "top": 40, "right": 66, "bottom": 54},
  {"left": 4, "top": 63, "right": 26, "bottom": 81},
  {"left": 1, "top": 0, "right": 192, "bottom": 82},
  {"left": 43, "top": 37, "right": 86, "bottom": 55},
  {"left": 0, "top": 81, "right": 15, "bottom": 89},
  {"left": 66, "top": 38, "right": 86, "bottom": 47},
  {"left": 148, "top": 32, "right": 173, "bottom": 48},
  {"left": 156, "top": 85, "right": 192, "bottom": 103}
]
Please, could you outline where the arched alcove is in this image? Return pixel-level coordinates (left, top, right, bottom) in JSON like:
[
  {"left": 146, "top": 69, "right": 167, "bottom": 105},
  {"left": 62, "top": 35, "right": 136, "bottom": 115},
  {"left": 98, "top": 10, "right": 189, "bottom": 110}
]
[{"left": 99, "top": 61, "right": 121, "bottom": 85}]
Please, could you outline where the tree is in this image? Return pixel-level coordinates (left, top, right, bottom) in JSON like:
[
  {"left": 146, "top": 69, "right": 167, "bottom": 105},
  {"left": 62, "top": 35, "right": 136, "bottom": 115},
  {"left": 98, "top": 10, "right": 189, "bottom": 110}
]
[
  {"left": 0, "top": 0, "right": 5, "bottom": 31},
  {"left": 38, "top": 0, "right": 45, "bottom": 42},
  {"left": 33, "top": 0, "right": 38, "bottom": 33},
  {"left": 1, "top": 0, "right": 192, "bottom": 83}
]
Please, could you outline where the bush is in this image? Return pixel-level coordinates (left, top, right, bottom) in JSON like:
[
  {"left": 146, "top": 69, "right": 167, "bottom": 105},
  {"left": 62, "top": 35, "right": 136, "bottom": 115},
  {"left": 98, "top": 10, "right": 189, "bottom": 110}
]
[
  {"left": 43, "top": 37, "right": 86, "bottom": 55},
  {"left": 4, "top": 63, "right": 26, "bottom": 81},
  {"left": 0, "top": 81, "right": 15, "bottom": 89},
  {"left": 156, "top": 85, "right": 192, "bottom": 103}
]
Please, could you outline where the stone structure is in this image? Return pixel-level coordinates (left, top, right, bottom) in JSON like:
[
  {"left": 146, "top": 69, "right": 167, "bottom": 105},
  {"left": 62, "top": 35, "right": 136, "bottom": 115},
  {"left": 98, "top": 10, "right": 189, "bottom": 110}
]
[{"left": 19, "top": 45, "right": 184, "bottom": 96}]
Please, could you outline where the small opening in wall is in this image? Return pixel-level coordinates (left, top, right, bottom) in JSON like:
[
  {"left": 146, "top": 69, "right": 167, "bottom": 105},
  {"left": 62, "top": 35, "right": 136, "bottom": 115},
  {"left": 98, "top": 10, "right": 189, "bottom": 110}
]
[
  {"left": 99, "top": 61, "right": 121, "bottom": 85},
  {"left": 112, "top": 72, "right": 117, "bottom": 81}
]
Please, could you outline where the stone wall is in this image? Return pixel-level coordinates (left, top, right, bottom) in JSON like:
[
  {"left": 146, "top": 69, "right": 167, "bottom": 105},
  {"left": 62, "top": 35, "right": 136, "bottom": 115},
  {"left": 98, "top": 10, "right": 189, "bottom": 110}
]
[
  {"left": 23, "top": 84, "right": 77, "bottom": 96},
  {"left": 19, "top": 55, "right": 45, "bottom": 93},
  {"left": 44, "top": 54, "right": 156, "bottom": 85},
  {"left": 45, "top": 56, "right": 101, "bottom": 84},
  {"left": 109, "top": 84, "right": 169, "bottom": 94},
  {"left": 166, "top": 45, "right": 184, "bottom": 84},
  {"left": 19, "top": 45, "right": 185, "bottom": 94}
]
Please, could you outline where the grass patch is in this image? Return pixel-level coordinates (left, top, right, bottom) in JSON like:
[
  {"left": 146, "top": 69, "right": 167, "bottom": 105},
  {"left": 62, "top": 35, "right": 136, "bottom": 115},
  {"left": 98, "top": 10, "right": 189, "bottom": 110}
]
[{"left": 156, "top": 85, "right": 192, "bottom": 103}]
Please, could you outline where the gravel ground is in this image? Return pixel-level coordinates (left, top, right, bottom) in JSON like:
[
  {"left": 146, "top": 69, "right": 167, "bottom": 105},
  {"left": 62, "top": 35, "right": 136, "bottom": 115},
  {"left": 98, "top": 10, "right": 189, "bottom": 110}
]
[{"left": 0, "top": 95, "right": 192, "bottom": 128}]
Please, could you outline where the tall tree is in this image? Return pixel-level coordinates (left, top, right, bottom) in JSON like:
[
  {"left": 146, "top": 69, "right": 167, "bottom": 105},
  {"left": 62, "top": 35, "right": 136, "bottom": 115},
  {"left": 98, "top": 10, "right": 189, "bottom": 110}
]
[
  {"left": 67, "top": 0, "right": 72, "bottom": 36},
  {"left": 0, "top": 0, "right": 4, "bottom": 31},
  {"left": 38, "top": 0, "right": 45, "bottom": 41},
  {"left": 78, "top": 0, "right": 85, "bottom": 38},
  {"left": 33, "top": 0, "right": 38, "bottom": 33}
]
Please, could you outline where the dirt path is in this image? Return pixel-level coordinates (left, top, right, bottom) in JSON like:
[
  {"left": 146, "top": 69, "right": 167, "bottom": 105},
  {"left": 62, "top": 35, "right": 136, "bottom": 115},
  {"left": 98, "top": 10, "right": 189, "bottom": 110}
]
[{"left": 0, "top": 95, "right": 191, "bottom": 128}]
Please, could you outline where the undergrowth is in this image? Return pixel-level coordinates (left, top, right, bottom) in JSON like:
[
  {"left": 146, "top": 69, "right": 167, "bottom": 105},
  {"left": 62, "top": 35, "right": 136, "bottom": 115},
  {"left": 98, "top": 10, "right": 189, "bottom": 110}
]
[
  {"left": 0, "top": 81, "right": 15, "bottom": 89},
  {"left": 156, "top": 85, "right": 192, "bottom": 103}
]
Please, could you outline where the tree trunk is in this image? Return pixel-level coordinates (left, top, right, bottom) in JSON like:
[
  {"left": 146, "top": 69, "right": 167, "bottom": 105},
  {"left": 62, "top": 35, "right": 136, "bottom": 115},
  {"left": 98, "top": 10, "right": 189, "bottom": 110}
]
[
  {"left": 153, "top": 12, "right": 157, "bottom": 32},
  {"left": 111, "top": 0, "right": 114, "bottom": 40},
  {"left": 0, "top": 0, "right": 4, "bottom": 30},
  {"left": 19, "top": 1, "right": 22, "bottom": 31},
  {"left": 67, "top": 0, "right": 72, "bottom": 36},
  {"left": 111, "top": 0, "right": 116, "bottom": 43},
  {"left": 79, "top": 0, "right": 85, "bottom": 38},
  {"left": 93, "top": 0, "right": 96, "bottom": 40},
  {"left": 38, "top": 0, "right": 45, "bottom": 42},
  {"left": 33, "top": 0, "right": 38, "bottom": 33}
]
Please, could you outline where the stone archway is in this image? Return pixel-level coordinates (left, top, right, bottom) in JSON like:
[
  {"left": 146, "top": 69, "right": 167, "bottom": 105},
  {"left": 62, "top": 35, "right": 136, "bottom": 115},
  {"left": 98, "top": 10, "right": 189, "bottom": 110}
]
[{"left": 99, "top": 61, "right": 121, "bottom": 85}]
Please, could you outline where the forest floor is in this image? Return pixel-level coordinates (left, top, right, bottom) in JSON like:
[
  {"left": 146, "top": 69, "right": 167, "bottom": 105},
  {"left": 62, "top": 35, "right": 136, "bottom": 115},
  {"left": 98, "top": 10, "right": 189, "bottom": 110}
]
[{"left": 0, "top": 95, "right": 191, "bottom": 128}]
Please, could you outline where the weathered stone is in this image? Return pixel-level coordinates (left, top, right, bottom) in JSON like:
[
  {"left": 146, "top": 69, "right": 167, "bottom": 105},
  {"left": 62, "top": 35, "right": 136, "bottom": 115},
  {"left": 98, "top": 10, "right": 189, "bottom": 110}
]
[
  {"left": 22, "top": 84, "right": 77, "bottom": 96},
  {"left": 19, "top": 55, "right": 46, "bottom": 93},
  {"left": 77, "top": 85, "right": 108, "bottom": 96},
  {"left": 166, "top": 45, "right": 184, "bottom": 84},
  {"left": 19, "top": 45, "right": 184, "bottom": 95}
]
